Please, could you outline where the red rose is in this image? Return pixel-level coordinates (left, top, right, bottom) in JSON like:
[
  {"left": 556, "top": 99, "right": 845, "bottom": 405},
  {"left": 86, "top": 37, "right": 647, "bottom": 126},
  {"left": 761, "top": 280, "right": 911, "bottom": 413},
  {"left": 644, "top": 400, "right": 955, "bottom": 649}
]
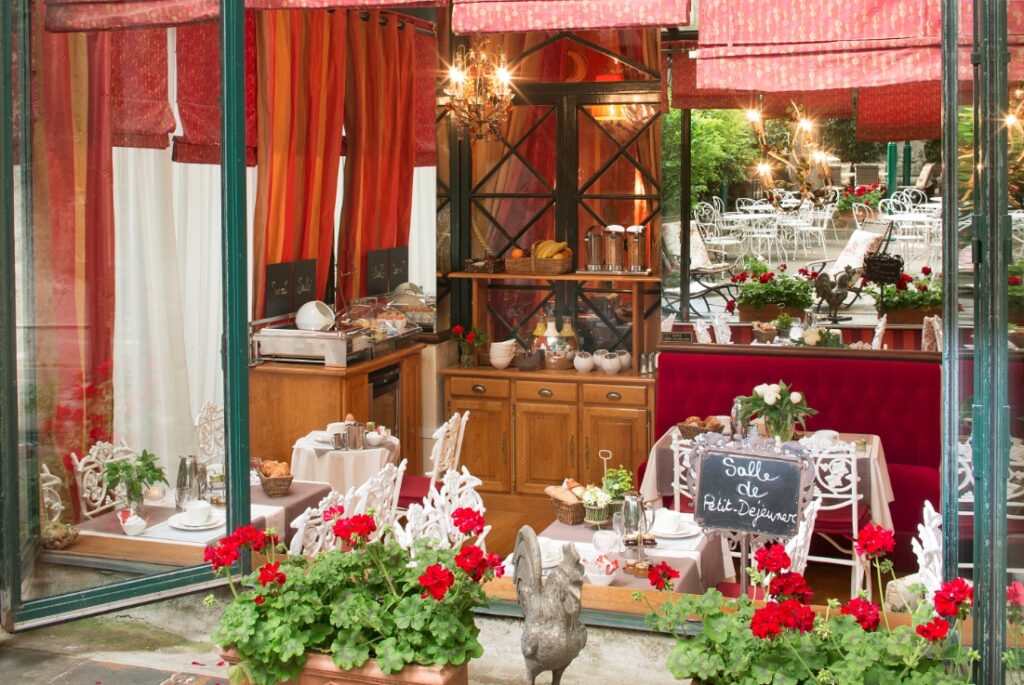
[
  {"left": 258, "top": 561, "right": 286, "bottom": 587},
  {"left": 647, "top": 561, "right": 680, "bottom": 590},
  {"left": 452, "top": 325, "right": 465, "bottom": 335},
  {"left": 779, "top": 598, "right": 815, "bottom": 633},
  {"left": 916, "top": 617, "right": 950, "bottom": 642},
  {"left": 841, "top": 597, "right": 880, "bottom": 631},
  {"left": 465, "top": 331, "right": 476, "bottom": 344},
  {"left": 1011, "top": 276, "right": 1023, "bottom": 286},
  {"left": 1009, "top": 581, "right": 1024, "bottom": 607},
  {"left": 855, "top": 523, "right": 895, "bottom": 560},
  {"left": 769, "top": 572, "right": 813, "bottom": 604},
  {"left": 759, "top": 273, "right": 774, "bottom": 284},
  {"left": 921, "top": 266, "right": 933, "bottom": 276},
  {"left": 253, "top": 595, "right": 265, "bottom": 605},
  {"left": 934, "top": 578, "right": 973, "bottom": 618},
  {"left": 750, "top": 602, "right": 784, "bottom": 640},
  {"left": 333, "top": 514, "right": 377, "bottom": 546},
  {"left": 452, "top": 508, "right": 486, "bottom": 536},
  {"left": 726, "top": 299, "right": 736, "bottom": 314},
  {"left": 419, "top": 564, "right": 455, "bottom": 601},
  {"left": 754, "top": 544, "right": 791, "bottom": 574}
]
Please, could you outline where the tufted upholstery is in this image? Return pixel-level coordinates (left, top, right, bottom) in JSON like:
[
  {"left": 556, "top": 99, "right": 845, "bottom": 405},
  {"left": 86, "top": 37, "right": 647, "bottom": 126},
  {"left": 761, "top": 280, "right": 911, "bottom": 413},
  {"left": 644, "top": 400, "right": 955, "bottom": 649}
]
[{"left": 653, "top": 351, "right": 942, "bottom": 569}]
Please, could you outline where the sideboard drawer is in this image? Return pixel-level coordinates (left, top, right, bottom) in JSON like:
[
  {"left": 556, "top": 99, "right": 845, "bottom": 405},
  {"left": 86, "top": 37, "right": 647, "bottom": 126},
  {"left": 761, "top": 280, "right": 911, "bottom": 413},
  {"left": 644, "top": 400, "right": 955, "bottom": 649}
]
[
  {"left": 581, "top": 384, "right": 647, "bottom": 407},
  {"left": 514, "top": 380, "right": 577, "bottom": 403},
  {"left": 449, "top": 377, "right": 510, "bottom": 399}
]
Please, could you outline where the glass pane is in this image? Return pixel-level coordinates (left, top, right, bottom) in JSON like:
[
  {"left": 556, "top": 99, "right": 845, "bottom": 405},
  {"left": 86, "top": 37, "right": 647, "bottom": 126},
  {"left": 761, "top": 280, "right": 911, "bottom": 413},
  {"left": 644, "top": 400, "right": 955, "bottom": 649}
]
[
  {"left": 14, "top": 15, "right": 231, "bottom": 602},
  {"left": 470, "top": 105, "right": 556, "bottom": 190}
]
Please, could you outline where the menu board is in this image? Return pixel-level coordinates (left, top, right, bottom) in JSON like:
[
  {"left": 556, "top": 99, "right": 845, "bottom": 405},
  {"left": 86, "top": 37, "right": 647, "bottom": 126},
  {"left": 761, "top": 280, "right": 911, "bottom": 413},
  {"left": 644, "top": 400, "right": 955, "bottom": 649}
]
[
  {"left": 694, "top": 451, "right": 804, "bottom": 538},
  {"left": 292, "top": 259, "right": 317, "bottom": 309},
  {"left": 265, "top": 262, "right": 294, "bottom": 318}
]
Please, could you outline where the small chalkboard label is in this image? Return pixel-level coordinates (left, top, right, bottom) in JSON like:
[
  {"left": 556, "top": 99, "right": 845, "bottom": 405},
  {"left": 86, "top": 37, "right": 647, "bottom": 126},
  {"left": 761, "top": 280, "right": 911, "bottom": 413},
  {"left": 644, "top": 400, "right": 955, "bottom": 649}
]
[
  {"left": 292, "top": 259, "right": 317, "bottom": 309},
  {"left": 694, "top": 451, "right": 804, "bottom": 538},
  {"left": 367, "top": 249, "right": 389, "bottom": 295},
  {"left": 265, "top": 262, "right": 293, "bottom": 318},
  {"left": 388, "top": 246, "right": 409, "bottom": 289}
]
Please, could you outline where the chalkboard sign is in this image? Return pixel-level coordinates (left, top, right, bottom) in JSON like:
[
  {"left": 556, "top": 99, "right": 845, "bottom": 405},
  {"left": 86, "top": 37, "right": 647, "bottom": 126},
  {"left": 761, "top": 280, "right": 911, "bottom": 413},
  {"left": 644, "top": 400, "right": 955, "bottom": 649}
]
[
  {"left": 389, "top": 246, "right": 409, "bottom": 288},
  {"left": 265, "top": 262, "right": 294, "bottom": 317},
  {"left": 292, "top": 259, "right": 317, "bottom": 309},
  {"left": 367, "top": 249, "right": 389, "bottom": 295},
  {"left": 694, "top": 450, "right": 805, "bottom": 538}
]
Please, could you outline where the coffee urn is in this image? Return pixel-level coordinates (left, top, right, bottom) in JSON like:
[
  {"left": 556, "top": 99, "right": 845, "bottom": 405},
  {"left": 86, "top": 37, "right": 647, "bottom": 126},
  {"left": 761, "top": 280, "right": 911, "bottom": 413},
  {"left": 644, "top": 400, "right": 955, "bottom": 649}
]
[
  {"left": 584, "top": 225, "right": 605, "bottom": 271},
  {"left": 604, "top": 224, "right": 625, "bottom": 272},
  {"left": 626, "top": 224, "right": 647, "bottom": 272}
]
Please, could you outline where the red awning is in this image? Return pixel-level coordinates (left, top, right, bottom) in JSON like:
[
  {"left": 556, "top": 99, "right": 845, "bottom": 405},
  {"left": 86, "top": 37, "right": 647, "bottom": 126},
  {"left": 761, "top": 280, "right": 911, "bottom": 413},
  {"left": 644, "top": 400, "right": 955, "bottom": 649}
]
[
  {"left": 855, "top": 83, "right": 942, "bottom": 142},
  {"left": 451, "top": 0, "right": 690, "bottom": 33},
  {"left": 45, "top": 0, "right": 444, "bottom": 31}
]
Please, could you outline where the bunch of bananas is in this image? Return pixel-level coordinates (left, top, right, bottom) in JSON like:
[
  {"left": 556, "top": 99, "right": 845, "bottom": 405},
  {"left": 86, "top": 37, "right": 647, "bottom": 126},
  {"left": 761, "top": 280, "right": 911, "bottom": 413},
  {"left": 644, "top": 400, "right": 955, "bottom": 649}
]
[{"left": 531, "top": 240, "right": 573, "bottom": 260}]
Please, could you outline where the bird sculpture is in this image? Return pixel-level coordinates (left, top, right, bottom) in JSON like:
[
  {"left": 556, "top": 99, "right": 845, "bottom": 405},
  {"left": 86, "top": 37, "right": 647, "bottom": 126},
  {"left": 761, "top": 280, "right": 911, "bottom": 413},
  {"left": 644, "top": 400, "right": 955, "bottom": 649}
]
[
  {"left": 513, "top": 525, "right": 587, "bottom": 685},
  {"left": 814, "top": 266, "right": 857, "bottom": 322}
]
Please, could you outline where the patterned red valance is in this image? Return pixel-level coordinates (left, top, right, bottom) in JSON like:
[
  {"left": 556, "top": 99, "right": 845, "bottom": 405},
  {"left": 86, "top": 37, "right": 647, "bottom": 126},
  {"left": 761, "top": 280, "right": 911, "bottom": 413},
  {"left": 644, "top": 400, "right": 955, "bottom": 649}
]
[{"left": 451, "top": 0, "right": 690, "bottom": 33}]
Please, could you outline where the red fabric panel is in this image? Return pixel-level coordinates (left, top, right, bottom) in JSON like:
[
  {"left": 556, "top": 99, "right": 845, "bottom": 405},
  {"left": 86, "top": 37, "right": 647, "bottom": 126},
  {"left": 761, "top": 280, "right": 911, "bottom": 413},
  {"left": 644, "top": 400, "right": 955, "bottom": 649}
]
[
  {"left": 172, "top": 14, "right": 257, "bottom": 166},
  {"left": 110, "top": 28, "right": 175, "bottom": 149},
  {"left": 413, "top": 28, "right": 437, "bottom": 167},
  {"left": 452, "top": 0, "right": 690, "bottom": 33},
  {"left": 339, "top": 10, "right": 416, "bottom": 300},
  {"left": 856, "top": 82, "right": 942, "bottom": 141}
]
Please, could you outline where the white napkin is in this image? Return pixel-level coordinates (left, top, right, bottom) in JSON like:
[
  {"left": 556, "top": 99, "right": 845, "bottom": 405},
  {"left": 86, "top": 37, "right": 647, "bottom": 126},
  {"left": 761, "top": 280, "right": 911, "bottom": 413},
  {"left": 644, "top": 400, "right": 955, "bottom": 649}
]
[{"left": 538, "top": 536, "right": 564, "bottom": 567}]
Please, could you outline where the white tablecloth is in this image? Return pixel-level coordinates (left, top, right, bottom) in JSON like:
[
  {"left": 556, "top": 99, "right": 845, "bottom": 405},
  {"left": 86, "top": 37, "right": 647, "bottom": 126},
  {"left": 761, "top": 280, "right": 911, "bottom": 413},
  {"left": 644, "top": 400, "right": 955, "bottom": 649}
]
[{"left": 290, "top": 432, "right": 400, "bottom": 493}]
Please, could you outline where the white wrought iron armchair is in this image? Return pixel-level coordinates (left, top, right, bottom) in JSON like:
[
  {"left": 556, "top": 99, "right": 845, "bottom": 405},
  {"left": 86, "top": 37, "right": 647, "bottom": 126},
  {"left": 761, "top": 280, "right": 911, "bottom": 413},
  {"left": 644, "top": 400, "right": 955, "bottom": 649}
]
[{"left": 70, "top": 441, "right": 139, "bottom": 519}]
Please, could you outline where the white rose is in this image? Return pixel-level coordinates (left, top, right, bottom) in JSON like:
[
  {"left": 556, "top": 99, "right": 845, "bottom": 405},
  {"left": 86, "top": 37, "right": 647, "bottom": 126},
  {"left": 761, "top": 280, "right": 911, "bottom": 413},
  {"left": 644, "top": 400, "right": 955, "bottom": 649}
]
[
  {"left": 790, "top": 391, "right": 803, "bottom": 404},
  {"left": 802, "top": 328, "right": 822, "bottom": 346},
  {"left": 754, "top": 384, "right": 768, "bottom": 397},
  {"left": 764, "top": 394, "right": 778, "bottom": 406},
  {"left": 763, "top": 387, "right": 781, "bottom": 405}
]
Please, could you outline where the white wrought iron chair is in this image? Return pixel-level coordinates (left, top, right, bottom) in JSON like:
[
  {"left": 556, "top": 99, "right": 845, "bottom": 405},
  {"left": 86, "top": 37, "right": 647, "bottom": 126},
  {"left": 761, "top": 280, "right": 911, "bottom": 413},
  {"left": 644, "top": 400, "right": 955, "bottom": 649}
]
[
  {"left": 744, "top": 213, "right": 786, "bottom": 263},
  {"left": 398, "top": 412, "right": 469, "bottom": 508},
  {"left": 671, "top": 430, "right": 695, "bottom": 513},
  {"left": 40, "top": 464, "right": 65, "bottom": 523},
  {"left": 695, "top": 201, "right": 744, "bottom": 263},
  {"left": 852, "top": 202, "right": 875, "bottom": 231},
  {"left": 957, "top": 440, "right": 1024, "bottom": 574},
  {"left": 70, "top": 441, "right": 139, "bottom": 519},
  {"left": 392, "top": 467, "right": 491, "bottom": 556},
  {"left": 885, "top": 500, "right": 944, "bottom": 612},
  {"left": 801, "top": 438, "right": 872, "bottom": 599},
  {"left": 195, "top": 402, "right": 225, "bottom": 465}
]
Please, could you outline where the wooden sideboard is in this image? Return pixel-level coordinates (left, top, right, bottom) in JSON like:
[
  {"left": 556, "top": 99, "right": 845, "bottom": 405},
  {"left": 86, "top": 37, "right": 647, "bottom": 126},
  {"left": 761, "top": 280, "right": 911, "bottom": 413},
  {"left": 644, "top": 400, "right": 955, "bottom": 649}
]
[
  {"left": 249, "top": 344, "right": 425, "bottom": 472},
  {"left": 441, "top": 366, "right": 655, "bottom": 495}
]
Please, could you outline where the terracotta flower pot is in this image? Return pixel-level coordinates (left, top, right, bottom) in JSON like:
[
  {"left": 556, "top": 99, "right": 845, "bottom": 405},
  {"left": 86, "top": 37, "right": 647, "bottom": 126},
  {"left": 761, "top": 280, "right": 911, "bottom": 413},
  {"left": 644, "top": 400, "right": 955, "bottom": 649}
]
[
  {"left": 221, "top": 650, "right": 469, "bottom": 685},
  {"left": 737, "top": 303, "right": 805, "bottom": 323},
  {"left": 882, "top": 306, "right": 942, "bottom": 326}
]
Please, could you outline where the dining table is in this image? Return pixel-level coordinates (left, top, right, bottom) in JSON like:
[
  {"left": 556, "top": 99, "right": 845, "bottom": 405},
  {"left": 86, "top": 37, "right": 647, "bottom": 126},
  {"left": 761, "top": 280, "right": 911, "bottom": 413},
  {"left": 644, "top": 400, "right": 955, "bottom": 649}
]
[
  {"left": 639, "top": 426, "right": 896, "bottom": 531},
  {"left": 521, "top": 519, "right": 735, "bottom": 595},
  {"left": 290, "top": 431, "right": 400, "bottom": 493}
]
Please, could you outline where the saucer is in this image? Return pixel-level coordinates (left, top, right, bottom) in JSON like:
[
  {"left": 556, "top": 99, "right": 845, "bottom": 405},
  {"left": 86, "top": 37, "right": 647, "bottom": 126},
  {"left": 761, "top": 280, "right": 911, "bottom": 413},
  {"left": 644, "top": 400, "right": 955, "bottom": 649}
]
[
  {"left": 652, "top": 522, "right": 701, "bottom": 539},
  {"left": 168, "top": 512, "right": 224, "bottom": 531}
]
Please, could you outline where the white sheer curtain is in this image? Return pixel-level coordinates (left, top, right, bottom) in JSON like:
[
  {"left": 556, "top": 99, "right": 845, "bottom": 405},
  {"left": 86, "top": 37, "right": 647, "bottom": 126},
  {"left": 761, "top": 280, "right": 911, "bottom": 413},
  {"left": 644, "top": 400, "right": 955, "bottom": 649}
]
[{"left": 409, "top": 166, "right": 437, "bottom": 295}]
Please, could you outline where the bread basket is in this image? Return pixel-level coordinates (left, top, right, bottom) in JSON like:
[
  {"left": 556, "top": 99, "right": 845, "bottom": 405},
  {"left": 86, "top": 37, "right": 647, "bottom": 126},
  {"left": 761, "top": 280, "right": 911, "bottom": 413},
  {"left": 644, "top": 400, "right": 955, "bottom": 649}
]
[
  {"left": 259, "top": 473, "right": 293, "bottom": 497},
  {"left": 550, "top": 498, "right": 585, "bottom": 525}
]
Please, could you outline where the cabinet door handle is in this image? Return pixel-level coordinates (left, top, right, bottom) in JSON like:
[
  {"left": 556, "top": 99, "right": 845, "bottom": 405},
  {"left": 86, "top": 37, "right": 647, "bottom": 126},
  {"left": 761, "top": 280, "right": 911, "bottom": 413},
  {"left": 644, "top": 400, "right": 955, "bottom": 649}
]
[
  {"left": 501, "top": 432, "right": 507, "bottom": 461},
  {"left": 538, "top": 388, "right": 554, "bottom": 398},
  {"left": 585, "top": 437, "right": 591, "bottom": 469},
  {"left": 471, "top": 384, "right": 486, "bottom": 394},
  {"left": 569, "top": 435, "right": 576, "bottom": 467},
  {"left": 606, "top": 391, "right": 622, "bottom": 401}
]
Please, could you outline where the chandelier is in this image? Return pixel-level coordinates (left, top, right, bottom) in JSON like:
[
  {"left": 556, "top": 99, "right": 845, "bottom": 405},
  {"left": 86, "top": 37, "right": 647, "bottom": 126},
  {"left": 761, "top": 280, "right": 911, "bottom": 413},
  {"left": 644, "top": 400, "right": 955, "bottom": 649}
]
[
  {"left": 748, "top": 106, "right": 835, "bottom": 209},
  {"left": 444, "top": 40, "right": 513, "bottom": 140}
]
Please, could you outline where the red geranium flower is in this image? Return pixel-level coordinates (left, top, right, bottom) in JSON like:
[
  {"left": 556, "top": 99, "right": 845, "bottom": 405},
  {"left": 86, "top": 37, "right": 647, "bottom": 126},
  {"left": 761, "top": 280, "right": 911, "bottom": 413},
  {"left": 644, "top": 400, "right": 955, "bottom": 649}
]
[
  {"left": 754, "top": 544, "right": 791, "bottom": 574},
  {"left": 921, "top": 266, "right": 933, "bottom": 276},
  {"left": 855, "top": 523, "right": 895, "bottom": 560},
  {"left": 779, "top": 263, "right": 788, "bottom": 272},
  {"left": 779, "top": 598, "right": 815, "bottom": 633},
  {"left": 750, "top": 602, "right": 785, "bottom": 640},
  {"left": 647, "top": 561, "right": 680, "bottom": 590},
  {"left": 769, "top": 572, "right": 813, "bottom": 604},
  {"left": 855, "top": 187, "right": 867, "bottom": 197},
  {"left": 203, "top": 539, "right": 240, "bottom": 572},
  {"left": 917, "top": 284, "right": 929, "bottom": 292},
  {"left": 726, "top": 299, "right": 736, "bottom": 314},
  {"left": 916, "top": 616, "right": 950, "bottom": 642},
  {"left": 452, "top": 508, "right": 486, "bottom": 536},
  {"left": 860, "top": 277, "right": 870, "bottom": 287},
  {"left": 841, "top": 597, "right": 880, "bottom": 631},
  {"left": 454, "top": 544, "right": 503, "bottom": 582},
  {"left": 934, "top": 577, "right": 973, "bottom": 618},
  {"left": 323, "top": 505, "right": 345, "bottom": 521},
  {"left": 258, "top": 561, "right": 286, "bottom": 587},
  {"left": 798, "top": 268, "right": 810, "bottom": 276},
  {"left": 895, "top": 280, "right": 908, "bottom": 291},
  {"left": 759, "top": 273, "right": 775, "bottom": 284},
  {"left": 333, "top": 514, "right": 377, "bottom": 546},
  {"left": 452, "top": 325, "right": 465, "bottom": 335},
  {"left": 1010, "top": 276, "right": 1023, "bottom": 286},
  {"left": 419, "top": 564, "right": 455, "bottom": 601},
  {"left": 1009, "top": 581, "right": 1024, "bottom": 607},
  {"left": 253, "top": 595, "right": 265, "bottom": 605}
]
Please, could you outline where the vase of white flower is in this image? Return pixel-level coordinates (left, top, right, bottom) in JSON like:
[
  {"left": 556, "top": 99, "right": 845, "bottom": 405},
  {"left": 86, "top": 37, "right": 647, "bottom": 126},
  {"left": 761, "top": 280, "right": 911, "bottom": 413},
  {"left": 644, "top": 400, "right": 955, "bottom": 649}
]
[
  {"left": 581, "top": 485, "right": 611, "bottom": 526},
  {"left": 735, "top": 381, "right": 817, "bottom": 442}
]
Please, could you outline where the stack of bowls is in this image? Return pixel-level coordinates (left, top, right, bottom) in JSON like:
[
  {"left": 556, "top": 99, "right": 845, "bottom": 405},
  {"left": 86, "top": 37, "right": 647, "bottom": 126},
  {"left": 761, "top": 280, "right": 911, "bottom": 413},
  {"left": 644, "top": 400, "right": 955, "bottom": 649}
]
[{"left": 489, "top": 340, "right": 518, "bottom": 369}]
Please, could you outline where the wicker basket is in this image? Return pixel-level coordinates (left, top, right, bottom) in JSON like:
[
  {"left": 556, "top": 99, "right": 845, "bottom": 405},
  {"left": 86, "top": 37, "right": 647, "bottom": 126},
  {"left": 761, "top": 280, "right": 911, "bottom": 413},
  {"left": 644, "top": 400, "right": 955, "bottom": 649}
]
[
  {"left": 550, "top": 498, "right": 585, "bottom": 525},
  {"left": 677, "top": 422, "right": 717, "bottom": 440},
  {"left": 505, "top": 256, "right": 574, "bottom": 276},
  {"left": 259, "top": 473, "right": 294, "bottom": 497}
]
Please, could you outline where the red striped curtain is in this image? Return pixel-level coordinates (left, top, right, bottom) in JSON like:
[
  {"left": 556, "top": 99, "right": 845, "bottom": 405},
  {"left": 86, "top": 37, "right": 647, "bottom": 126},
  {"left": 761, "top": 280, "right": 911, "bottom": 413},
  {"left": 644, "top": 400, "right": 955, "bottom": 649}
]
[
  {"left": 451, "top": 0, "right": 690, "bottom": 33},
  {"left": 338, "top": 10, "right": 416, "bottom": 301},
  {"left": 251, "top": 10, "right": 347, "bottom": 318}
]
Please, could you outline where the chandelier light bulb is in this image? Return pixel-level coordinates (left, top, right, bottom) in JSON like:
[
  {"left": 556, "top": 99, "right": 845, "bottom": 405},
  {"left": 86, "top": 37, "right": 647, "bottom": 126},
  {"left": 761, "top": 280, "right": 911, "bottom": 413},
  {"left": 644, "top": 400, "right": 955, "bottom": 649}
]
[
  {"left": 745, "top": 109, "right": 761, "bottom": 122},
  {"left": 797, "top": 118, "right": 813, "bottom": 132},
  {"left": 756, "top": 162, "right": 772, "bottom": 176},
  {"left": 448, "top": 66, "right": 466, "bottom": 84},
  {"left": 1008, "top": 113, "right": 1020, "bottom": 127}
]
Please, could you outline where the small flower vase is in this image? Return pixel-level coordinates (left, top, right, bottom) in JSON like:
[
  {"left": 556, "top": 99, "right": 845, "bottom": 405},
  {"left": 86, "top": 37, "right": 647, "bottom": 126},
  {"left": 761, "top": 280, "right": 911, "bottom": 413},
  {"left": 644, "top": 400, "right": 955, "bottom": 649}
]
[
  {"left": 459, "top": 349, "right": 475, "bottom": 368},
  {"left": 584, "top": 505, "right": 609, "bottom": 526},
  {"left": 764, "top": 415, "right": 795, "bottom": 442}
]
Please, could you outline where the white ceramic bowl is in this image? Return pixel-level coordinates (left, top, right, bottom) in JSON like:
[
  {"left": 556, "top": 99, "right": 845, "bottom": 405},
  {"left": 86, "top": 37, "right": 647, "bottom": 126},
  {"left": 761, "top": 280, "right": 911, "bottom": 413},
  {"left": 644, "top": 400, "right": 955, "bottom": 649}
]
[
  {"left": 295, "top": 300, "right": 335, "bottom": 331},
  {"left": 616, "top": 349, "right": 632, "bottom": 370},
  {"left": 601, "top": 353, "right": 620, "bottom": 374},
  {"left": 585, "top": 571, "right": 615, "bottom": 587},
  {"left": 574, "top": 352, "right": 594, "bottom": 373},
  {"left": 365, "top": 432, "right": 384, "bottom": 447},
  {"left": 121, "top": 518, "right": 146, "bottom": 536},
  {"left": 490, "top": 356, "right": 512, "bottom": 370}
]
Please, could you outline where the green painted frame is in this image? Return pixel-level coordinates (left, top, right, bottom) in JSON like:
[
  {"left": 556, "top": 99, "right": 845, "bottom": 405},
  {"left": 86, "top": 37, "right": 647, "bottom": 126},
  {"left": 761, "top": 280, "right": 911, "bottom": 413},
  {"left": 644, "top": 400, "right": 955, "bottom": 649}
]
[{"left": 0, "top": 0, "right": 252, "bottom": 630}]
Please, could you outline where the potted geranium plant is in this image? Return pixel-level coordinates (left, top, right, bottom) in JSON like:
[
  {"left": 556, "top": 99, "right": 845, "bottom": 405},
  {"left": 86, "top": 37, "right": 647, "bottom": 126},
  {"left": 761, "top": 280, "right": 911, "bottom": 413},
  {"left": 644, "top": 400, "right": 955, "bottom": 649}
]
[
  {"left": 103, "top": 449, "right": 167, "bottom": 514},
  {"left": 451, "top": 324, "right": 488, "bottom": 368},
  {"left": 863, "top": 266, "right": 942, "bottom": 326},
  {"left": 210, "top": 506, "right": 501, "bottom": 685},
  {"left": 726, "top": 260, "right": 814, "bottom": 322},
  {"left": 835, "top": 183, "right": 884, "bottom": 213},
  {"left": 734, "top": 381, "right": 816, "bottom": 442},
  {"left": 639, "top": 524, "right": 977, "bottom": 684}
]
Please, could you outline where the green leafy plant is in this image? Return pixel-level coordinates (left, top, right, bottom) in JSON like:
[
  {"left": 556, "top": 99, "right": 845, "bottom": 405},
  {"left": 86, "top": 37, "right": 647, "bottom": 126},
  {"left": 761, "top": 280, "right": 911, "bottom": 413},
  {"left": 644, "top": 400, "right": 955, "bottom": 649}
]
[
  {"left": 727, "top": 260, "right": 815, "bottom": 313},
  {"left": 863, "top": 266, "right": 942, "bottom": 313},
  {"left": 208, "top": 508, "right": 500, "bottom": 685},
  {"left": 602, "top": 466, "right": 633, "bottom": 501},
  {"left": 103, "top": 450, "right": 167, "bottom": 509},
  {"left": 772, "top": 312, "right": 794, "bottom": 330},
  {"left": 638, "top": 526, "right": 977, "bottom": 684},
  {"left": 1010, "top": 260, "right": 1024, "bottom": 313},
  {"left": 795, "top": 327, "right": 845, "bottom": 349},
  {"left": 735, "top": 380, "right": 817, "bottom": 442}
]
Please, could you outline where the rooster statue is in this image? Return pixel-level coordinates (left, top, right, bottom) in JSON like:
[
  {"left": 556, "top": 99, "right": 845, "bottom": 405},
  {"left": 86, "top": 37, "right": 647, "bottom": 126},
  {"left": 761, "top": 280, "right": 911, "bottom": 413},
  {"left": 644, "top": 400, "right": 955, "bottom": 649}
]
[
  {"left": 814, "top": 266, "right": 857, "bottom": 322},
  {"left": 513, "top": 525, "right": 587, "bottom": 685}
]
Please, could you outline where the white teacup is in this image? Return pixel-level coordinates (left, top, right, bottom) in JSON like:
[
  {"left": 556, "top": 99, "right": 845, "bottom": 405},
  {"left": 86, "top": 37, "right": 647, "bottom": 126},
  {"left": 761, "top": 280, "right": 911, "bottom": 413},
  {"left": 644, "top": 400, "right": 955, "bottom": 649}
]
[{"left": 185, "top": 499, "right": 211, "bottom": 526}]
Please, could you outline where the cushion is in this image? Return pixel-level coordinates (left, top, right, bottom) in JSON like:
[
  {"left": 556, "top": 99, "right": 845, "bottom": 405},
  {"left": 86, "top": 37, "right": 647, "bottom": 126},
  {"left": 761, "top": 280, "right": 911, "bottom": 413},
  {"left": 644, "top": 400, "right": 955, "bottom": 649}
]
[{"left": 397, "top": 475, "right": 432, "bottom": 509}]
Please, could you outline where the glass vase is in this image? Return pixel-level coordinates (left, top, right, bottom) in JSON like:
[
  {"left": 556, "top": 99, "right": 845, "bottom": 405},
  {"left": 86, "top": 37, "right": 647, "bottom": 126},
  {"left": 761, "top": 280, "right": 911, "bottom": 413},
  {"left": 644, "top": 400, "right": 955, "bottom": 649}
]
[
  {"left": 459, "top": 349, "right": 475, "bottom": 368},
  {"left": 764, "top": 414, "right": 795, "bottom": 442}
]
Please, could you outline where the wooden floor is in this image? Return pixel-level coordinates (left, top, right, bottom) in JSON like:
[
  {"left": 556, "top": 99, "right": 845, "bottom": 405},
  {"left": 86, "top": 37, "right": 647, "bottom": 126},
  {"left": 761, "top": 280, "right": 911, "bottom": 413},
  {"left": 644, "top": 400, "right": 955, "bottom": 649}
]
[{"left": 482, "top": 492, "right": 891, "bottom": 603}]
